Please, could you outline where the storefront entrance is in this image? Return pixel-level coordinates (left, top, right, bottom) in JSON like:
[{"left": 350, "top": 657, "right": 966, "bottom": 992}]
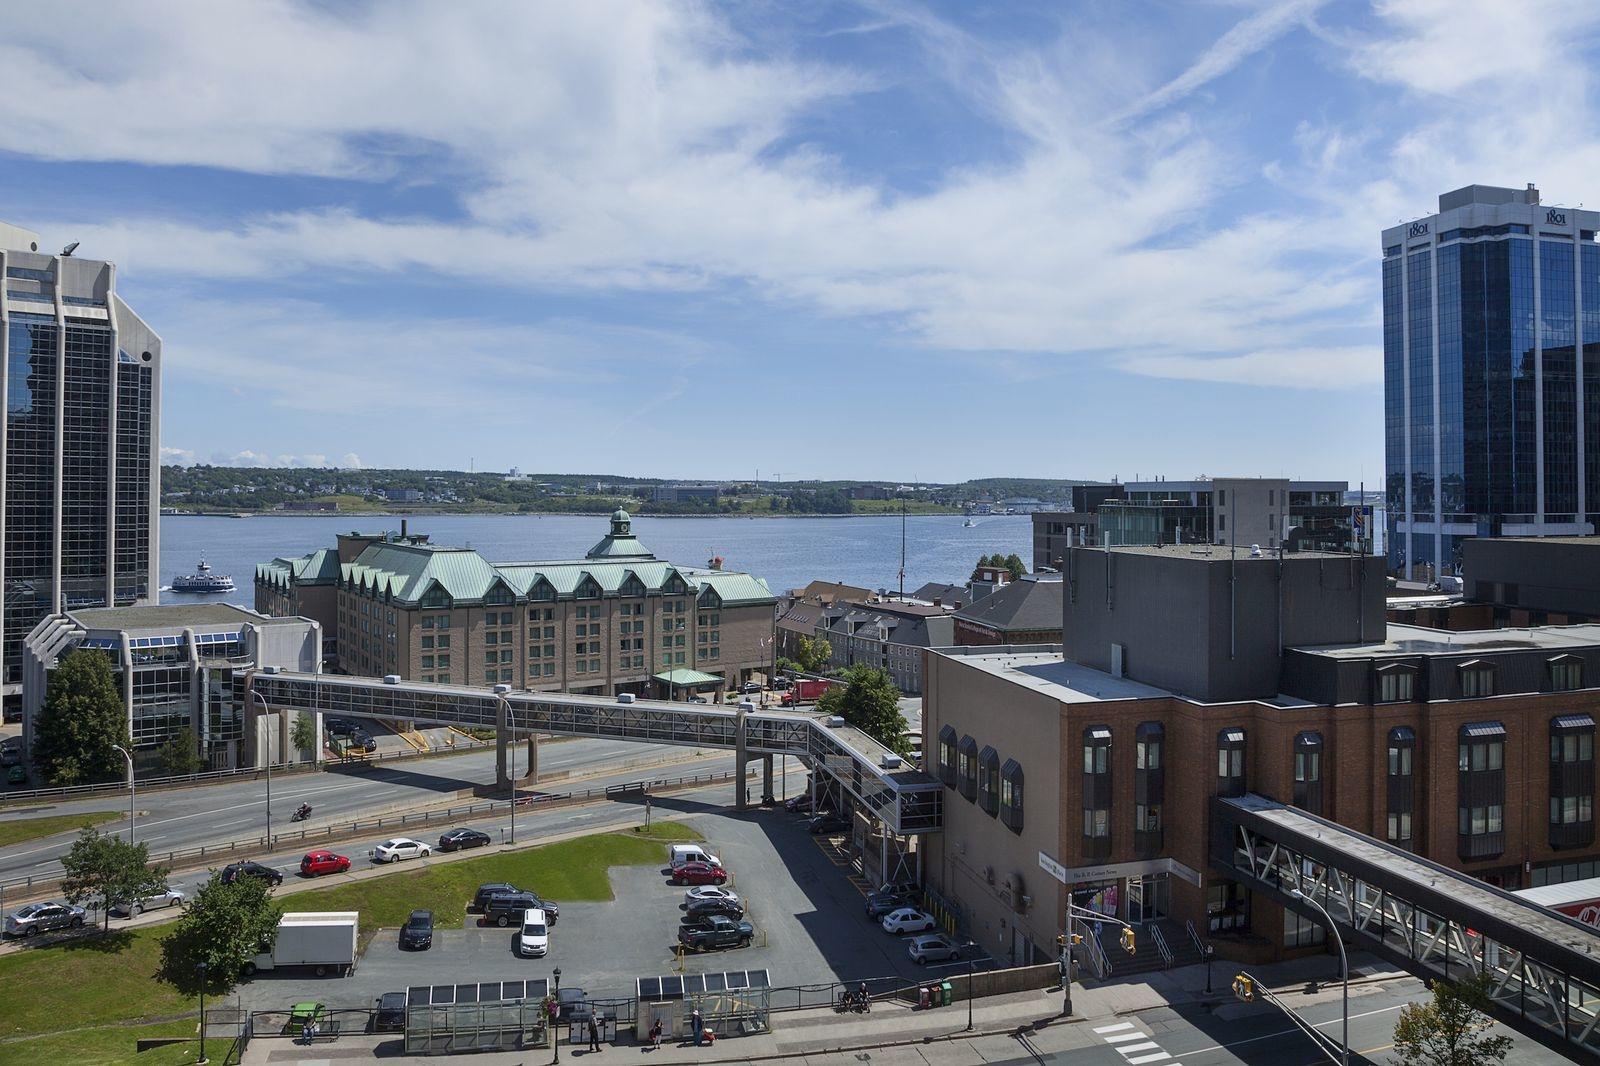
[{"left": 1127, "top": 873, "right": 1170, "bottom": 924}]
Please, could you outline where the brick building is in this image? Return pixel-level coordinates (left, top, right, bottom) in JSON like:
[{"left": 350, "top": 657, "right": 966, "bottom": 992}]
[
  {"left": 952, "top": 574, "right": 1062, "bottom": 646},
  {"left": 922, "top": 543, "right": 1600, "bottom": 968},
  {"left": 256, "top": 511, "right": 776, "bottom": 699}
]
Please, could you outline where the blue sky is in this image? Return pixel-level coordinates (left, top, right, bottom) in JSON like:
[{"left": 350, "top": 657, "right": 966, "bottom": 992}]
[{"left": 3, "top": 0, "right": 1593, "bottom": 483}]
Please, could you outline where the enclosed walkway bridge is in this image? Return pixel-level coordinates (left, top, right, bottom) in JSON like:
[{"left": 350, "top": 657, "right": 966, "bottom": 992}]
[
  {"left": 1213, "top": 793, "right": 1600, "bottom": 1061},
  {"left": 248, "top": 671, "right": 941, "bottom": 836}
]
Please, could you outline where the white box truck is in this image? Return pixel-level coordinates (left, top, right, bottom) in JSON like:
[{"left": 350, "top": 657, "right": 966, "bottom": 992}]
[{"left": 244, "top": 911, "right": 358, "bottom": 977}]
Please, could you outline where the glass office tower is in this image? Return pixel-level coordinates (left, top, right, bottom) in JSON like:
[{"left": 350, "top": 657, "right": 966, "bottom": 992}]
[
  {"left": 0, "top": 222, "right": 161, "bottom": 694},
  {"left": 1383, "top": 186, "right": 1600, "bottom": 579}
]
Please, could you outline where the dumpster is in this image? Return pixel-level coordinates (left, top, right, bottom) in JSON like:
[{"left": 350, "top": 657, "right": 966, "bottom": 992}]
[{"left": 940, "top": 980, "right": 953, "bottom": 1007}]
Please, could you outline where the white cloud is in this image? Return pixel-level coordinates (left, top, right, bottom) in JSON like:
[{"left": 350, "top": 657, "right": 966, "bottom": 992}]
[
  {"left": 1121, "top": 346, "right": 1381, "bottom": 390},
  {"left": 209, "top": 450, "right": 353, "bottom": 468}
]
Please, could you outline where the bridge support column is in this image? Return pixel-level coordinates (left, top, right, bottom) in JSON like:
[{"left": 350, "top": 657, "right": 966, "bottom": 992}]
[
  {"left": 735, "top": 704, "right": 749, "bottom": 811},
  {"left": 495, "top": 701, "right": 510, "bottom": 792},
  {"left": 521, "top": 734, "right": 539, "bottom": 785},
  {"left": 761, "top": 755, "right": 774, "bottom": 804}
]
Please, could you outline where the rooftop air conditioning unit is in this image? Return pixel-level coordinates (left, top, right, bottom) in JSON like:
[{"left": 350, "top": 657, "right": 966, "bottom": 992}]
[
  {"left": 617, "top": 692, "right": 636, "bottom": 704},
  {"left": 383, "top": 674, "right": 401, "bottom": 685},
  {"left": 880, "top": 753, "right": 902, "bottom": 769},
  {"left": 739, "top": 700, "right": 756, "bottom": 711},
  {"left": 493, "top": 683, "right": 511, "bottom": 695},
  {"left": 826, "top": 715, "right": 846, "bottom": 727},
  {"left": 261, "top": 665, "right": 280, "bottom": 675}
]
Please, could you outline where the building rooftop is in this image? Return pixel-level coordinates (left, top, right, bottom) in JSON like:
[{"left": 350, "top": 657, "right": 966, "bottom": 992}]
[
  {"left": 954, "top": 575, "right": 1062, "bottom": 633},
  {"left": 70, "top": 603, "right": 297, "bottom": 631},
  {"left": 1079, "top": 543, "right": 1362, "bottom": 561},
  {"left": 1300, "top": 622, "right": 1600, "bottom": 659},
  {"left": 936, "top": 646, "right": 1171, "bottom": 703}
]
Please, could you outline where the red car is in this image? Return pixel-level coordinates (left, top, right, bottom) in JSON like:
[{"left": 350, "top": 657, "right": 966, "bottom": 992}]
[
  {"left": 300, "top": 850, "right": 352, "bottom": 877},
  {"left": 672, "top": 861, "right": 728, "bottom": 886}
]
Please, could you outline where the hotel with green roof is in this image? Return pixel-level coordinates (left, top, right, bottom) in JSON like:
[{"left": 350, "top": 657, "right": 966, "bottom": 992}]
[{"left": 256, "top": 511, "right": 776, "bottom": 699}]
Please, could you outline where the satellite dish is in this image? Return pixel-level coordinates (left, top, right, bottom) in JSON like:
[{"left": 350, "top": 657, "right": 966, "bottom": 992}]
[{"left": 61, "top": 242, "right": 79, "bottom": 257}]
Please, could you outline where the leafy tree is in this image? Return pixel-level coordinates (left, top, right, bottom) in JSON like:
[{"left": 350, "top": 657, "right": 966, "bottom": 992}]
[
  {"left": 34, "top": 649, "right": 130, "bottom": 787},
  {"left": 61, "top": 827, "right": 171, "bottom": 932},
  {"left": 795, "top": 636, "right": 833, "bottom": 674},
  {"left": 156, "top": 727, "right": 203, "bottom": 778},
  {"left": 1393, "top": 972, "right": 1512, "bottom": 1066},
  {"left": 816, "top": 666, "right": 910, "bottom": 755},
  {"left": 161, "top": 874, "right": 284, "bottom": 997},
  {"left": 776, "top": 656, "right": 803, "bottom": 677},
  {"left": 290, "top": 712, "right": 319, "bottom": 760},
  {"left": 971, "top": 553, "right": 1026, "bottom": 581}
]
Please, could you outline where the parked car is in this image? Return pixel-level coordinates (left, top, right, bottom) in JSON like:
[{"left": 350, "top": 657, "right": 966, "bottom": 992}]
[
  {"left": 324, "top": 718, "right": 358, "bottom": 738},
  {"left": 371, "top": 838, "right": 430, "bottom": 864},
  {"left": 345, "top": 729, "right": 377, "bottom": 754},
  {"left": 865, "top": 891, "right": 910, "bottom": 920},
  {"left": 0, "top": 739, "right": 21, "bottom": 766},
  {"left": 374, "top": 992, "right": 407, "bottom": 1033},
  {"left": 474, "top": 882, "right": 520, "bottom": 912},
  {"left": 880, "top": 908, "right": 936, "bottom": 935},
  {"left": 110, "top": 887, "right": 185, "bottom": 918},
  {"left": 807, "top": 813, "right": 849, "bottom": 835},
  {"left": 438, "top": 828, "right": 492, "bottom": 852},
  {"left": 686, "top": 695, "right": 707, "bottom": 704},
  {"left": 679, "top": 915, "right": 754, "bottom": 952},
  {"left": 517, "top": 907, "right": 550, "bottom": 958},
  {"left": 484, "top": 891, "right": 560, "bottom": 927},
  {"left": 220, "top": 860, "right": 284, "bottom": 887},
  {"left": 783, "top": 794, "right": 817, "bottom": 814},
  {"left": 741, "top": 681, "right": 762, "bottom": 694},
  {"left": 399, "top": 909, "right": 434, "bottom": 950},
  {"left": 4, "top": 901, "right": 85, "bottom": 937},
  {"left": 907, "top": 933, "right": 962, "bottom": 965},
  {"left": 287, "top": 1001, "right": 327, "bottom": 1036},
  {"left": 6, "top": 765, "right": 27, "bottom": 786},
  {"left": 671, "top": 861, "right": 728, "bottom": 886},
  {"left": 685, "top": 897, "right": 744, "bottom": 922},
  {"left": 684, "top": 885, "right": 740, "bottom": 907},
  {"left": 879, "top": 880, "right": 920, "bottom": 898},
  {"left": 668, "top": 844, "right": 722, "bottom": 869},
  {"left": 299, "top": 851, "right": 351, "bottom": 877}
]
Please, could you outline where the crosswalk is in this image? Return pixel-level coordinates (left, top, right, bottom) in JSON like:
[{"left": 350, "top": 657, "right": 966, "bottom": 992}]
[{"left": 1093, "top": 1021, "right": 1181, "bottom": 1065}]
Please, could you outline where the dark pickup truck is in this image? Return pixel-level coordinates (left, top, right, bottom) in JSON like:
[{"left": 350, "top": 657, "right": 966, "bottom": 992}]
[{"left": 678, "top": 915, "right": 754, "bottom": 952}]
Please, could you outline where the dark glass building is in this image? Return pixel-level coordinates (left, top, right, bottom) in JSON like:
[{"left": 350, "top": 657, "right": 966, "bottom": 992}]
[
  {"left": 1384, "top": 185, "right": 1600, "bottom": 580},
  {"left": 1, "top": 222, "right": 161, "bottom": 697}
]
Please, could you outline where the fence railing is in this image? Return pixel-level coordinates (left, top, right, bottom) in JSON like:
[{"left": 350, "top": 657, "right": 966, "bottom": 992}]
[
  {"left": 1149, "top": 923, "right": 1174, "bottom": 970},
  {"left": 1184, "top": 918, "right": 1206, "bottom": 957},
  {"left": 0, "top": 768, "right": 749, "bottom": 904}
]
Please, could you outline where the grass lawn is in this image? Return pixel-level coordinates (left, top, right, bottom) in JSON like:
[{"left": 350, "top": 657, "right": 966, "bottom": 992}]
[
  {"left": 0, "top": 820, "right": 699, "bottom": 1053},
  {"left": 295, "top": 821, "right": 702, "bottom": 944},
  {"left": 0, "top": 1019, "right": 203, "bottom": 1066},
  {"left": 0, "top": 809, "right": 122, "bottom": 848}
]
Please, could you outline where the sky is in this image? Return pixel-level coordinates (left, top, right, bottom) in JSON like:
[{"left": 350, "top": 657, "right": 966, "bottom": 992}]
[{"left": 3, "top": 0, "right": 1596, "bottom": 484}]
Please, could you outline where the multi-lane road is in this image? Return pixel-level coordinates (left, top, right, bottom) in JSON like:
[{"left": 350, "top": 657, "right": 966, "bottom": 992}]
[{"left": 0, "top": 738, "right": 797, "bottom": 887}]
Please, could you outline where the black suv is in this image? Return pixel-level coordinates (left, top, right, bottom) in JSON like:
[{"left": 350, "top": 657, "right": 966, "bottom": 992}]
[
  {"left": 474, "top": 882, "right": 519, "bottom": 911},
  {"left": 220, "top": 861, "right": 283, "bottom": 887},
  {"left": 374, "top": 992, "right": 407, "bottom": 1033},
  {"left": 399, "top": 909, "right": 433, "bottom": 950},
  {"left": 439, "top": 828, "right": 491, "bottom": 852},
  {"left": 483, "top": 891, "right": 559, "bottom": 927},
  {"left": 325, "top": 718, "right": 358, "bottom": 737}
]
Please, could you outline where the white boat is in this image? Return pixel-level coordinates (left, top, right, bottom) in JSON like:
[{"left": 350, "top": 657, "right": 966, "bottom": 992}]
[
  {"left": 964, "top": 518, "right": 976, "bottom": 527},
  {"left": 171, "top": 560, "right": 235, "bottom": 594}
]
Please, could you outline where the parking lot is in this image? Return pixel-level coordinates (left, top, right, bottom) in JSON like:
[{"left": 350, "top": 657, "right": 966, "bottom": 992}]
[{"left": 237, "top": 792, "right": 983, "bottom": 1013}]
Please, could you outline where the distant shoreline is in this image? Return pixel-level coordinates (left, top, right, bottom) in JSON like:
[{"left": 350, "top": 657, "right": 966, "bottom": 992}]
[{"left": 163, "top": 509, "right": 994, "bottom": 520}]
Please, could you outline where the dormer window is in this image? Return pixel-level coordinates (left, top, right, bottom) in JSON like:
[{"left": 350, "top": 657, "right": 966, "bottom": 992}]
[
  {"left": 1549, "top": 655, "right": 1585, "bottom": 693},
  {"left": 1376, "top": 663, "right": 1415, "bottom": 703},
  {"left": 1459, "top": 660, "right": 1496, "bottom": 699}
]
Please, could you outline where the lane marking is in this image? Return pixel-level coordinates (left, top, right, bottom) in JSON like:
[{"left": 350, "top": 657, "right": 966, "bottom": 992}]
[
  {"left": 1125, "top": 1053, "right": 1172, "bottom": 1065},
  {"left": 1178, "top": 1002, "right": 1404, "bottom": 1057},
  {"left": 1106, "top": 1032, "right": 1149, "bottom": 1043},
  {"left": 1095, "top": 1023, "right": 1135, "bottom": 1034},
  {"left": 1116, "top": 1041, "right": 1159, "bottom": 1054}
]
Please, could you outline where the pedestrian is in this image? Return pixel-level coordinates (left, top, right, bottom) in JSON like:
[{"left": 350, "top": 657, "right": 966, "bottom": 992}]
[
  {"left": 691, "top": 1008, "right": 703, "bottom": 1046},
  {"left": 587, "top": 1017, "right": 602, "bottom": 1052},
  {"left": 650, "top": 1018, "right": 663, "bottom": 1049},
  {"left": 302, "top": 1017, "right": 317, "bottom": 1045}
]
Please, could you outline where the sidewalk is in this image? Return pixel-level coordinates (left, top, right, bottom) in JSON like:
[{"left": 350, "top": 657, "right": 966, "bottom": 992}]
[{"left": 240, "top": 951, "right": 1412, "bottom": 1064}]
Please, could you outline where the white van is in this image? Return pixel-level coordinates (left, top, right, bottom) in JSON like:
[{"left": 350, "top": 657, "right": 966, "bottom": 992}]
[
  {"left": 517, "top": 908, "right": 549, "bottom": 958},
  {"left": 668, "top": 844, "right": 722, "bottom": 869}
]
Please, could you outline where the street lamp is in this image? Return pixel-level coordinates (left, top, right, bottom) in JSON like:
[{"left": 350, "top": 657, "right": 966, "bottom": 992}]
[
  {"left": 111, "top": 744, "right": 135, "bottom": 844},
  {"left": 196, "top": 960, "right": 209, "bottom": 1065},
  {"left": 497, "top": 692, "right": 516, "bottom": 845},
  {"left": 964, "top": 950, "right": 976, "bottom": 1032},
  {"left": 249, "top": 689, "right": 273, "bottom": 847},
  {"left": 552, "top": 966, "right": 562, "bottom": 1064},
  {"left": 1290, "top": 888, "right": 1348, "bottom": 1066}
]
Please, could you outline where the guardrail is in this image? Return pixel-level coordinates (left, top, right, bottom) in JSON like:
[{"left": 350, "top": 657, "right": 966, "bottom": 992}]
[
  {"left": 0, "top": 734, "right": 499, "bottom": 805},
  {"left": 0, "top": 768, "right": 749, "bottom": 905},
  {"left": 1149, "top": 923, "right": 1174, "bottom": 970}
]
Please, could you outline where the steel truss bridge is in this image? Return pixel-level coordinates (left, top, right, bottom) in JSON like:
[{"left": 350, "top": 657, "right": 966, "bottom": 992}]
[
  {"left": 1213, "top": 793, "right": 1600, "bottom": 1061},
  {"left": 249, "top": 672, "right": 941, "bottom": 836}
]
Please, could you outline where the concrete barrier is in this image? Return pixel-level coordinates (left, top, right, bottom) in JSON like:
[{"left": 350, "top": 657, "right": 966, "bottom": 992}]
[{"left": 896, "top": 962, "right": 1058, "bottom": 1004}]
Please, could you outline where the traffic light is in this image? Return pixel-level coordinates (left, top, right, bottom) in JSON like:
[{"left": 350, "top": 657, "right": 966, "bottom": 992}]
[
  {"left": 1232, "top": 974, "right": 1254, "bottom": 1002},
  {"left": 1071, "top": 933, "right": 1084, "bottom": 946},
  {"left": 1120, "top": 927, "right": 1136, "bottom": 954},
  {"left": 1055, "top": 934, "right": 1067, "bottom": 947},
  {"left": 1055, "top": 932, "right": 1085, "bottom": 947}
]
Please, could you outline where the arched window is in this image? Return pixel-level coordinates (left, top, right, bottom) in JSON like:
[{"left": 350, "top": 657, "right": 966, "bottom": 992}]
[
  {"left": 978, "top": 746, "right": 1000, "bottom": 816},
  {"left": 1217, "top": 728, "right": 1246, "bottom": 798},
  {"left": 1000, "top": 759, "right": 1024, "bottom": 833},
  {"left": 937, "top": 726, "right": 957, "bottom": 788},
  {"left": 1134, "top": 722, "right": 1164, "bottom": 857},
  {"left": 1386, "top": 726, "right": 1415, "bottom": 850},
  {"left": 1082, "top": 726, "right": 1112, "bottom": 862},
  {"left": 1293, "top": 731, "right": 1324, "bottom": 814},
  {"left": 1550, "top": 714, "right": 1596, "bottom": 850},
  {"left": 957, "top": 735, "right": 978, "bottom": 801}
]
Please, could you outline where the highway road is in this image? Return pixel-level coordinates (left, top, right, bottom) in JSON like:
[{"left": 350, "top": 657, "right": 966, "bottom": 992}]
[{"left": 0, "top": 738, "right": 804, "bottom": 885}]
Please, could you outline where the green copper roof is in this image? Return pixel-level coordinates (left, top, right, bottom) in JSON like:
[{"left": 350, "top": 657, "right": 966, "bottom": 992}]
[
  {"left": 653, "top": 668, "right": 724, "bottom": 686},
  {"left": 585, "top": 508, "right": 653, "bottom": 559},
  {"left": 687, "top": 570, "right": 775, "bottom": 607},
  {"left": 341, "top": 541, "right": 510, "bottom": 605},
  {"left": 256, "top": 547, "right": 340, "bottom": 588}
]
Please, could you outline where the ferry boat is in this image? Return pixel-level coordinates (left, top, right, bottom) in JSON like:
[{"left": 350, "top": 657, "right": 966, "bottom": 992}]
[{"left": 171, "top": 560, "right": 235, "bottom": 594}]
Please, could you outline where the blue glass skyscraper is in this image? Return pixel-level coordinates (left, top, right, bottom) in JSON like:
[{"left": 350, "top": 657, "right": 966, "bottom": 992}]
[{"left": 1383, "top": 185, "right": 1600, "bottom": 579}]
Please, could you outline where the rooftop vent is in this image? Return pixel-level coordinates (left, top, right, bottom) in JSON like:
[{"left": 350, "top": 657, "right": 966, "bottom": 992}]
[
  {"left": 825, "top": 715, "right": 846, "bottom": 727},
  {"left": 617, "top": 692, "right": 636, "bottom": 704},
  {"left": 880, "top": 753, "right": 903, "bottom": 769},
  {"left": 383, "top": 674, "right": 401, "bottom": 685},
  {"left": 493, "top": 683, "right": 511, "bottom": 695}
]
